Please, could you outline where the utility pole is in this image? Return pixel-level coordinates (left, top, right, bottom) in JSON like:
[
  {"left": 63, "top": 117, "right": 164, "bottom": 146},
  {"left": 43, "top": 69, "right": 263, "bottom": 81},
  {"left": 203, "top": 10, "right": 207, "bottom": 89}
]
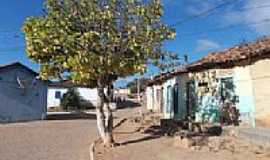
[
  {"left": 137, "top": 77, "right": 144, "bottom": 118},
  {"left": 137, "top": 78, "right": 140, "bottom": 103}
]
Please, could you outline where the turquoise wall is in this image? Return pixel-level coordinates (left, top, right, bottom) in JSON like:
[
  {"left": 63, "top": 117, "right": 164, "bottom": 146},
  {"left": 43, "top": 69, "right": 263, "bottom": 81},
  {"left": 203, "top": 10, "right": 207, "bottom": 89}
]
[
  {"left": 195, "top": 95, "right": 220, "bottom": 123},
  {"left": 194, "top": 73, "right": 255, "bottom": 127},
  {"left": 160, "top": 70, "right": 255, "bottom": 127}
]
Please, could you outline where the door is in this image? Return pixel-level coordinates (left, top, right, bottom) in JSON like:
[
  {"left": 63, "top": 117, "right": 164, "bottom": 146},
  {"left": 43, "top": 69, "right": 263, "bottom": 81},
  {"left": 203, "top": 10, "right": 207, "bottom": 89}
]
[
  {"left": 160, "top": 87, "right": 164, "bottom": 113},
  {"left": 156, "top": 88, "right": 162, "bottom": 112},
  {"left": 186, "top": 81, "right": 196, "bottom": 119},
  {"left": 166, "top": 85, "right": 174, "bottom": 118},
  {"left": 173, "top": 84, "right": 179, "bottom": 116}
]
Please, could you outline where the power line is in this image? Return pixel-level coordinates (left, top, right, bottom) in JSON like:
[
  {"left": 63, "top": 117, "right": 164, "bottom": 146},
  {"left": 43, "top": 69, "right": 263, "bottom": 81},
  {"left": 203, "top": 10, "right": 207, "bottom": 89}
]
[
  {"left": 179, "top": 18, "right": 270, "bottom": 37},
  {"left": 170, "top": 0, "right": 242, "bottom": 27},
  {"left": 220, "top": 3, "right": 270, "bottom": 15}
]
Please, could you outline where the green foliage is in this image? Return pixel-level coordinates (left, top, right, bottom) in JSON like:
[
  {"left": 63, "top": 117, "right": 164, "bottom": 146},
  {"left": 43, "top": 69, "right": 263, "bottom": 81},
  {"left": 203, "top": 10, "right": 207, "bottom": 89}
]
[
  {"left": 61, "top": 88, "right": 82, "bottom": 111},
  {"left": 22, "top": 0, "right": 176, "bottom": 86}
]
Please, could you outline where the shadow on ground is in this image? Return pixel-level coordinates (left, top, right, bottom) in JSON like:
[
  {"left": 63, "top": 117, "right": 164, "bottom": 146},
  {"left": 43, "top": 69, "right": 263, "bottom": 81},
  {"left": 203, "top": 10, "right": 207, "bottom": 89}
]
[
  {"left": 46, "top": 112, "right": 97, "bottom": 120},
  {"left": 116, "top": 99, "right": 141, "bottom": 110},
  {"left": 119, "top": 125, "right": 163, "bottom": 146}
]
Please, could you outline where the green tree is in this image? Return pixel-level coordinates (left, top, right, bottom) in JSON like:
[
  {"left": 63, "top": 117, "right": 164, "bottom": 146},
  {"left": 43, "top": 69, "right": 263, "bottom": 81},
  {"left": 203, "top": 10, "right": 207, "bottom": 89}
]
[
  {"left": 23, "top": 0, "right": 176, "bottom": 146},
  {"left": 61, "top": 88, "right": 81, "bottom": 111}
]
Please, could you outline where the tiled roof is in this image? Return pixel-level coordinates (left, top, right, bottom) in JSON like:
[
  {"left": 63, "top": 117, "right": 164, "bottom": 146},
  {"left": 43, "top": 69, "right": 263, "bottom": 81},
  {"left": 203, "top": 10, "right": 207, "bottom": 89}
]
[
  {"left": 188, "top": 37, "right": 270, "bottom": 71},
  {"left": 147, "top": 67, "right": 188, "bottom": 86},
  {"left": 147, "top": 37, "right": 270, "bottom": 86}
]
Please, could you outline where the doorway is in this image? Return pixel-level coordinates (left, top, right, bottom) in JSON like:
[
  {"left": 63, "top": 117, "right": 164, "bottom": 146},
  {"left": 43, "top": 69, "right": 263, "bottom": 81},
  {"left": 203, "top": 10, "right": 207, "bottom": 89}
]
[
  {"left": 186, "top": 81, "right": 196, "bottom": 119},
  {"left": 173, "top": 84, "right": 179, "bottom": 116},
  {"left": 166, "top": 85, "right": 173, "bottom": 118}
]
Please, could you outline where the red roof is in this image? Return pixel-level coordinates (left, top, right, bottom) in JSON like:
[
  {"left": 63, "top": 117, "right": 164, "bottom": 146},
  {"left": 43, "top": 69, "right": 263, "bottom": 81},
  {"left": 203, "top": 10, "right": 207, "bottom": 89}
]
[
  {"left": 147, "top": 37, "right": 270, "bottom": 86},
  {"left": 188, "top": 37, "right": 270, "bottom": 71}
]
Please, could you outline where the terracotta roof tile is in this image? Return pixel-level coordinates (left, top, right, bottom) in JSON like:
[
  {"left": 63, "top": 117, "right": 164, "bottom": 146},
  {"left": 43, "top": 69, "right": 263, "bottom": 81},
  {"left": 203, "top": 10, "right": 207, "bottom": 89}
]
[{"left": 188, "top": 37, "right": 270, "bottom": 71}]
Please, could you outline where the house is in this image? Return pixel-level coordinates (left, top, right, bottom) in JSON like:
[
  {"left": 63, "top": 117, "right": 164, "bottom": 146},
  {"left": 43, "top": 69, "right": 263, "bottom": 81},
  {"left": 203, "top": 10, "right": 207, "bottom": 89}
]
[
  {"left": 146, "top": 68, "right": 188, "bottom": 119},
  {"left": 146, "top": 84, "right": 163, "bottom": 112},
  {"left": 47, "top": 81, "right": 99, "bottom": 110},
  {"left": 146, "top": 37, "right": 270, "bottom": 127},
  {"left": 187, "top": 37, "right": 270, "bottom": 127},
  {"left": 0, "top": 62, "right": 48, "bottom": 122},
  {"left": 114, "top": 88, "right": 131, "bottom": 96},
  {"left": 146, "top": 74, "right": 166, "bottom": 113},
  {"left": 114, "top": 88, "right": 131, "bottom": 101}
]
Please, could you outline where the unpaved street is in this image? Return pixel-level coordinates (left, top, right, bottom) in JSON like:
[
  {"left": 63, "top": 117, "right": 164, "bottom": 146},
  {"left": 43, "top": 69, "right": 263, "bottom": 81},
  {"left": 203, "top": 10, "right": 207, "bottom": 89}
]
[
  {"left": 0, "top": 106, "right": 141, "bottom": 160},
  {"left": 0, "top": 120, "right": 97, "bottom": 160}
]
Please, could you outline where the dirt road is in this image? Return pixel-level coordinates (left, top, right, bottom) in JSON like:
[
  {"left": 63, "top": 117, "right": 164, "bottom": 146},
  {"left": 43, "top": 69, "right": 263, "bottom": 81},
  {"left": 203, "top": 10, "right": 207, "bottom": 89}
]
[
  {"left": 0, "top": 105, "right": 141, "bottom": 160},
  {"left": 0, "top": 120, "right": 97, "bottom": 160}
]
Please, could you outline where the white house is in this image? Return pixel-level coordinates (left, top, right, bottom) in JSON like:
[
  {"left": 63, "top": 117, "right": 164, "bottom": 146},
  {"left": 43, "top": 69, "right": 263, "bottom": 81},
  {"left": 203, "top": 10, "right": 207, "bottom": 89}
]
[
  {"left": 47, "top": 81, "right": 99, "bottom": 109},
  {"left": 0, "top": 62, "right": 48, "bottom": 122},
  {"left": 114, "top": 88, "right": 131, "bottom": 95}
]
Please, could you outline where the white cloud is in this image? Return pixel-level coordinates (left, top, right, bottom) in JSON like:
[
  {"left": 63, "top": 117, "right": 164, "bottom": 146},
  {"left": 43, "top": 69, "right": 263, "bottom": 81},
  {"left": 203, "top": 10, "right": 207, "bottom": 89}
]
[
  {"left": 185, "top": 0, "right": 223, "bottom": 16},
  {"left": 186, "top": 1, "right": 214, "bottom": 16},
  {"left": 195, "top": 39, "right": 221, "bottom": 52},
  {"left": 223, "top": 0, "right": 270, "bottom": 35},
  {"left": 184, "top": 0, "right": 270, "bottom": 35}
]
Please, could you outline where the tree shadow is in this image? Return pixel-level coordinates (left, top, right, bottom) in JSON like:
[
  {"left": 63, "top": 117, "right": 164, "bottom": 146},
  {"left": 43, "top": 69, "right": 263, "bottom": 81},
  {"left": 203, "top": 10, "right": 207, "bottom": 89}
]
[
  {"left": 119, "top": 125, "right": 163, "bottom": 146},
  {"left": 46, "top": 112, "right": 97, "bottom": 120},
  {"left": 120, "top": 135, "right": 161, "bottom": 146},
  {"left": 116, "top": 99, "right": 141, "bottom": 110},
  {"left": 143, "top": 125, "right": 165, "bottom": 136}
]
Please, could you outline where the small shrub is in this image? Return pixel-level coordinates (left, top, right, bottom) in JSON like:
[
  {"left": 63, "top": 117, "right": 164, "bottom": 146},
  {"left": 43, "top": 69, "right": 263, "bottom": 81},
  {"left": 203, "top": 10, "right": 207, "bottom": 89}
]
[{"left": 61, "top": 88, "right": 82, "bottom": 111}]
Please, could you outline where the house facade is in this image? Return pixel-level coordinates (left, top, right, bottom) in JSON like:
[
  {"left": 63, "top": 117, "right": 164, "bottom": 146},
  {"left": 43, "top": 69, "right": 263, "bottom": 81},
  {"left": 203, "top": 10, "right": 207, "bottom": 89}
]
[
  {"left": 146, "top": 37, "right": 270, "bottom": 127},
  {"left": 146, "top": 69, "right": 188, "bottom": 119},
  {"left": 162, "top": 74, "right": 188, "bottom": 120},
  {"left": 114, "top": 88, "right": 131, "bottom": 95},
  {"left": 146, "top": 84, "right": 163, "bottom": 113},
  {"left": 187, "top": 68, "right": 255, "bottom": 127},
  {"left": 0, "top": 62, "right": 48, "bottom": 122},
  {"left": 47, "top": 81, "right": 99, "bottom": 110}
]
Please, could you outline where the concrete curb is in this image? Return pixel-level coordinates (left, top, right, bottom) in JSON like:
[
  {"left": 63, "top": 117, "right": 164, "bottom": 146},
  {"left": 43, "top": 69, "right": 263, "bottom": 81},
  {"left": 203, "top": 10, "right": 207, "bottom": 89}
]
[{"left": 89, "top": 118, "right": 129, "bottom": 160}]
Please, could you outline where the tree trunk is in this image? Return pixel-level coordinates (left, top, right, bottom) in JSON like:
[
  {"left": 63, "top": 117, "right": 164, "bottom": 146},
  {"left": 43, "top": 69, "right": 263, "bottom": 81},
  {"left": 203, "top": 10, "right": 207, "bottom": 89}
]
[{"left": 96, "top": 85, "right": 114, "bottom": 147}]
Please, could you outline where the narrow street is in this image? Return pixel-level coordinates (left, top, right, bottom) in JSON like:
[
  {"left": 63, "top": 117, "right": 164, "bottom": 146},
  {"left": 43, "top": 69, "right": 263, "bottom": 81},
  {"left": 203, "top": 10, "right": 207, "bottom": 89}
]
[{"left": 0, "top": 105, "right": 140, "bottom": 160}]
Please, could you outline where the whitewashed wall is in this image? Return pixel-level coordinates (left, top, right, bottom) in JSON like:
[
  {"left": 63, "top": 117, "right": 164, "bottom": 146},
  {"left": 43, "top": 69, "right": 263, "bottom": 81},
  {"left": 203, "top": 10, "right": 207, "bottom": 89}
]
[
  {"left": 162, "top": 77, "right": 177, "bottom": 119},
  {"left": 153, "top": 85, "right": 162, "bottom": 112},
  {"left": 77, "top": 88, "right": 99, "bottom": 106},
  {"left": 233, "top": 66, "right": 256, "bottom": 127},
  {"left": 146, "top": 86, "right": 154, "bottom": 111},
  {"left": 47, "top": 88, "right": 68, "bottom": 108},
  {"left": 0, "top": 67, "right": 47, "bottom": 122},
  {"left": 47, "top": 87, "right": 99, "bottom": 109}
]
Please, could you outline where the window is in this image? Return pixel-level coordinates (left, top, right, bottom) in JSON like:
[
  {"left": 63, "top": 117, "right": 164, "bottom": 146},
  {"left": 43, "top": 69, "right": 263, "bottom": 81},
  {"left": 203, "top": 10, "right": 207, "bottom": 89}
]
[
  {"left": 220, "top": 77, "right": 234, "bottom": 102},
  {"left": 55, "top": 91, "right": 61, "bottom": 99}
]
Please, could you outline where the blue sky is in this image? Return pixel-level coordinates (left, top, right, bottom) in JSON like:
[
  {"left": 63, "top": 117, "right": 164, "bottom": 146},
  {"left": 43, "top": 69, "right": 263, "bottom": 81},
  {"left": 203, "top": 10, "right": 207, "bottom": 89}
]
[{"left": 0, "top": 0, "right": 270, "bottom": 86}]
